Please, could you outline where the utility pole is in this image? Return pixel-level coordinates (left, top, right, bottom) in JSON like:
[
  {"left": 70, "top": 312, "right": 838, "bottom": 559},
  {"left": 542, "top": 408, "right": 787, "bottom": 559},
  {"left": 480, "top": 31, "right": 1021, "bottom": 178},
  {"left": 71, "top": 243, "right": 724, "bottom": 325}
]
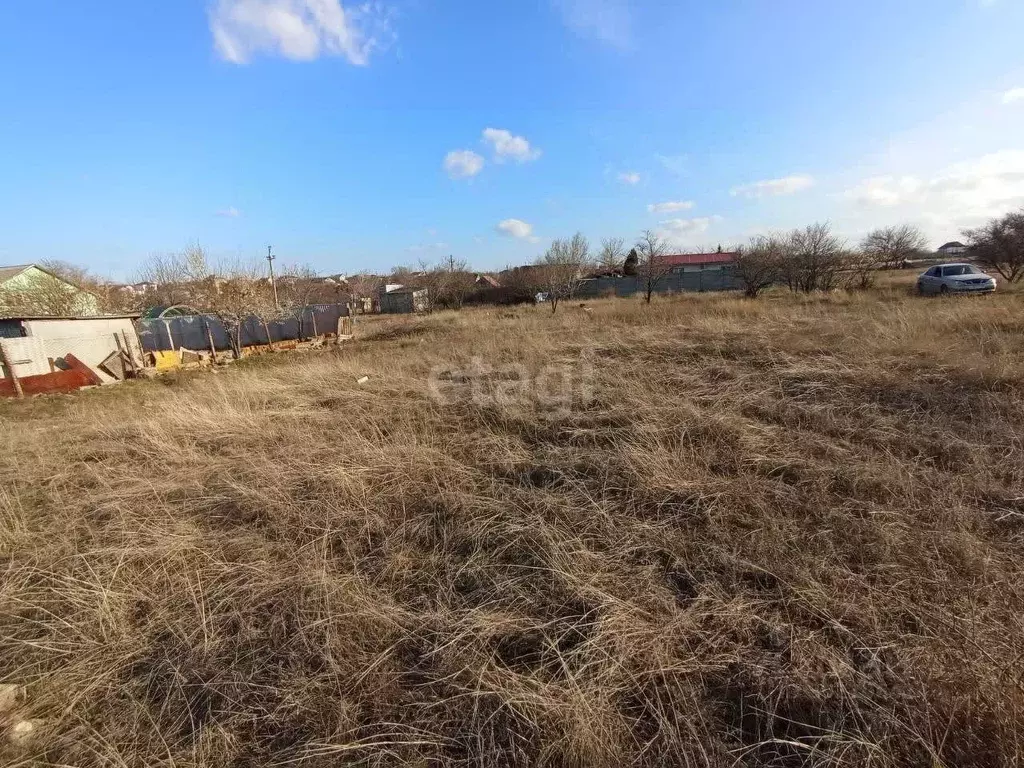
[
  {"left": 266, "top": 245, "right": 279, "bottom": 309},
  {"left": 449, "top": 254, "right": 455, "bottom": 272}
]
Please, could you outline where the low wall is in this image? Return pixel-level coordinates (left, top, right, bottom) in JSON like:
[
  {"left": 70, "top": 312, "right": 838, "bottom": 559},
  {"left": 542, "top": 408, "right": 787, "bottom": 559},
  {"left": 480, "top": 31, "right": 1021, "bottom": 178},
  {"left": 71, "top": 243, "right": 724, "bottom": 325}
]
[{"left": 576, "top": 270, "right": 741, "bottom": 299}]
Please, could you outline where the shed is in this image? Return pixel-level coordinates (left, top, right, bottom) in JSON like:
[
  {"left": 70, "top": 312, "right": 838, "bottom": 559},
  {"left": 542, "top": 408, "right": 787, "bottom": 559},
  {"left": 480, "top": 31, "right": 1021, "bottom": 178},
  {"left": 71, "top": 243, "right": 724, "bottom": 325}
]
[
  {"left": 0, "top": 314, "right": 143, "bottom": 382},
  {"left": 380, "top": 288, "right": 429, "bottom": 314}
]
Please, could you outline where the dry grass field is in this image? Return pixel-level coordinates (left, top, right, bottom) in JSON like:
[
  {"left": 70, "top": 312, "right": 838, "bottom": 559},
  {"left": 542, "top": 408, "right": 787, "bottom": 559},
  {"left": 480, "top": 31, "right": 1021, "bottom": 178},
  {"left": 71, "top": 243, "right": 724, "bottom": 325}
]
[{"left": 3, "top": 281, "right": 1024, "bottom": 767}]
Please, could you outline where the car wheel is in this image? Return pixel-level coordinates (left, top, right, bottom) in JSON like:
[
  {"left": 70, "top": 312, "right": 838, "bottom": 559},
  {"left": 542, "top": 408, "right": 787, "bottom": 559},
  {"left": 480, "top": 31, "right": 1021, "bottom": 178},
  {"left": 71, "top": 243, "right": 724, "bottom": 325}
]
[{"left": 939, "top": 284, "right": 949, "bottom": 295}]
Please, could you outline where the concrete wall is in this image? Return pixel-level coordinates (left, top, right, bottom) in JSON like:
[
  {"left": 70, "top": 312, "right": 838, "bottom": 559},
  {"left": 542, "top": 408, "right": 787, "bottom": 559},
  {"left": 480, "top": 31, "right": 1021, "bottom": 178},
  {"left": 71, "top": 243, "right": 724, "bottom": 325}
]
[{"left": 576, "top": 269, "right": 741, "bottom": 299}]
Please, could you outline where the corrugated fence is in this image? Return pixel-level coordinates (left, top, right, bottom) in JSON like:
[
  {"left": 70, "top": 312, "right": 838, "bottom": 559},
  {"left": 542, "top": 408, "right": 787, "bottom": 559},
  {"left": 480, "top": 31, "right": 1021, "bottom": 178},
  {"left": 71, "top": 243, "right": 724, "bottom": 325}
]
[
  {"left": 138, "top": 304, "right": 349, "bottom": 353},
  {"left": 575, "top": 270, "right": 741, "bottom": 299}
]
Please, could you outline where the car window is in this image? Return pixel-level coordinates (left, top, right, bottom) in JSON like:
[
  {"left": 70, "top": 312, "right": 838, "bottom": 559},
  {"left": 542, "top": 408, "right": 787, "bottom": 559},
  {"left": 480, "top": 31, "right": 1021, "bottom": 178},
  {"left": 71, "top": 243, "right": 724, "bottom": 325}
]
[
  {"left": 943, "top": 265, "right": 976, "bottom": 276},
  {"left": 927, "top": 267, "right": 939, "bottom": 277}
]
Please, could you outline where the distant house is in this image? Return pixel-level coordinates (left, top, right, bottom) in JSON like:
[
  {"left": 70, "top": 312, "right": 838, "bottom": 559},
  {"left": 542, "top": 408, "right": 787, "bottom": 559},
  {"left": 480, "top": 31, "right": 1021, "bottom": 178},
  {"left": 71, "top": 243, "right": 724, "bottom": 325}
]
[
  {"left": 937, "top": 241, "right": 968, "bottom": 258},
  {"left": 655, "top": 251, "right": 739, "bottom": 274},
  {"left": 475, "top": 273, "right": 501, "bottom": 288},
  {"left": 0, "top": 264, "right": 99, "bottom": 316}
]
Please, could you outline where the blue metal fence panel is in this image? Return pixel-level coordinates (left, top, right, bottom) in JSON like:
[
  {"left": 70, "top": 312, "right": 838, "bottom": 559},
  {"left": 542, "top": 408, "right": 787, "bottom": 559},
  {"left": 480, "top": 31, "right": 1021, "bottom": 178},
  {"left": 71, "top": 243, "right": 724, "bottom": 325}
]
[{"left": 138, "top": 304, "right": 348, "bottom": 353}]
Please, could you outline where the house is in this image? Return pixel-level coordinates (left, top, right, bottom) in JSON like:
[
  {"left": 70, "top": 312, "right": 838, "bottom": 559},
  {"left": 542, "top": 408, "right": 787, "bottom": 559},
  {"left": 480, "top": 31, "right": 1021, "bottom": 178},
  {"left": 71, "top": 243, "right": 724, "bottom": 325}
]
[
  {"left": 0, "top": 264, "right": 100, "bottom": 316},
  {"left": 656, "top": 251, "right": 739, "bottom": 274},
  {"left": 379, "top": 287, "right": 429, "bottom": 314},
  {"left": 475, "top": 273, "right": 501, "bottom": 288},
  {"left": 937, "top": 241, "right": 968, "bottom": 257}
]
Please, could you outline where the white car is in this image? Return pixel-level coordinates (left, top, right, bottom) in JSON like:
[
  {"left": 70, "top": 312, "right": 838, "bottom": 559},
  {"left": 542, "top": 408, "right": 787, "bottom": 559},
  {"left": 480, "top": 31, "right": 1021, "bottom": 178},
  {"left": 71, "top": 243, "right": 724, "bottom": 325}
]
[{"left": 917, "top": 263, "right": 997, "bottom": 295}]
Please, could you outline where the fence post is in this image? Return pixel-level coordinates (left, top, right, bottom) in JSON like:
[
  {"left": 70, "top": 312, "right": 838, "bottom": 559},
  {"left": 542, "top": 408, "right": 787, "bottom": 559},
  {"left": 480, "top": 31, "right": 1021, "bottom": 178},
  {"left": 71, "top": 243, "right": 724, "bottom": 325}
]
[
  {"left": 113, "top": 333, "right": 133, "bottom": 379},
  {"left": 121, "top": 331, "right": 139, "bottom": 375},
  {"left": 262, "top": 320, "right": 275, "bottom": 352},
  {"left": 310, "top": 311, "right": 318, "bottom": 337},
  {"left": 163, "top": 320, "right": 176, "bottom": 354},
  {"left": 203, "top": 317, "right": 218, "bottom": 363},
  {"left": 0, "top": 340, "right": 25, "bottom": 398}
]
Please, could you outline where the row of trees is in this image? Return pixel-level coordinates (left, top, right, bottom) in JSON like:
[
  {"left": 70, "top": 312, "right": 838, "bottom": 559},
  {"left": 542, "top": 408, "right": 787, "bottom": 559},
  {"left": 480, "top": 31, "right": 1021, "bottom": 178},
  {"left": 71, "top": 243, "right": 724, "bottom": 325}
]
[
  {"left": 498, "top": 230, "right": 675, "bottom": 312},
  {"left": 735, "top": 210, "right": 1024, "bottom": 299},
  {"left": 10, "top": 207, "right": 1022, "bottom": 320},
  {"left": 734, "top": 223, "right": 868, "bottom": 298},
  {"left": 734, "top": 223, "right": 931, "bottom": 298}
]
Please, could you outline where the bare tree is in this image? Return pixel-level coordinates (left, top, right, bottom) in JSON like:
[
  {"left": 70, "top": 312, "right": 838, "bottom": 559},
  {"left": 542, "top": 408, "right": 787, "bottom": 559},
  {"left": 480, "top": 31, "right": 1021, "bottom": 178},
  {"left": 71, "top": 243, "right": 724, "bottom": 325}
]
[
  {"left": 598, "top": 237, "right": 626, "bottom": 271},
  {"left": 635, "top": 229, "right": 672, "bottom": 303},
  {"left": 345, "top": 274, "right": 382, "bottom": 312},
  {"left": 496, "top": 265, "right": 542, "bottom": 304},
  {"left": 535, "top": 232, "right": 592, "bottom": 312},
  {"left": 861, "top": 224, "right": 929, "bottom": 270},
  {"left": 964, "top": 209, "right": 1024, "bottom": 283},
  {"left": 780, "top": 223, "right": 848, "bottom": 293},
  {"left": 135, "top": 242, "right": 212, "bottom": 308},
  {"left": 183, "top": 250, "right": 278, "bottom": 358},
  {"left": 424, "top": 257, "right": 476, "bottom": 310},
  {"left": 735, "top": 235, "right": 784, "bottom": 298},
  {"left": 276, "top": 264, "right": 323, "bottom": 339},
  {"left": 845, "top": 250, "right": 878, "bottom": 290}
]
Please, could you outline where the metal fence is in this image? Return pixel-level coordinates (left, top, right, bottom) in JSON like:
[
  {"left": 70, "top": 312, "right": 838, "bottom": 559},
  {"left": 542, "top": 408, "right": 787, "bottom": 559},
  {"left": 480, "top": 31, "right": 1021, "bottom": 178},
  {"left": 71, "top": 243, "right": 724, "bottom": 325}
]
[
  {"left": 575, "top": 270, "right": 741, "bottom": 299},
  {"left": 138, "top": 304, "right": 349, "bottom": 354}
]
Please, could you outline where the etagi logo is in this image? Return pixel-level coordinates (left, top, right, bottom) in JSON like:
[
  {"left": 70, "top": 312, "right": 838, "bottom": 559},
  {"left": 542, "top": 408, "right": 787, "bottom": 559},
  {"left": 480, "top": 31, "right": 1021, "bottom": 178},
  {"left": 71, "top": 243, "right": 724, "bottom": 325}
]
[{"left": 427, "top": 350, "right": 595, "bottom": 413}]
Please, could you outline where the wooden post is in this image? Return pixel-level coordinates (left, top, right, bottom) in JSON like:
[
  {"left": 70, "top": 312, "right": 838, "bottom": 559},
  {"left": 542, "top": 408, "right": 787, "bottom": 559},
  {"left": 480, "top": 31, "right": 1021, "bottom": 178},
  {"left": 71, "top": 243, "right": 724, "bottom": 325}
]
[
  {"left": 0, "top": 340, "right": 25, "bottom": 399},
  {"left": 310, "top": 311, "right": 318, "bottom": 338},
  {"left": 203, "top": 317, "right": 218, "bottom": 363},
  {"left": 163, "top": 320, "right": 176, "bottom": 353},
  {"left": 121, "top": 331, "right": 138, "bottom": 376},
  {"left": 113, "top": 333, "right": 131, "bottom": 379},
  {"left": 263, "top": 320, "right": 275, "bottom": 352}
]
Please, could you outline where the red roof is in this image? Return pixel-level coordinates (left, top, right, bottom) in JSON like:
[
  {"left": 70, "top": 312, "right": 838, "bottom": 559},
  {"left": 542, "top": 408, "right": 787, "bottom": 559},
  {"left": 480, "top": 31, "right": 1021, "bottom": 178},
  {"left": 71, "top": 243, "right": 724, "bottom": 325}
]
[{"left": 657, "top": 252, "right": 738, "bottom": 267}]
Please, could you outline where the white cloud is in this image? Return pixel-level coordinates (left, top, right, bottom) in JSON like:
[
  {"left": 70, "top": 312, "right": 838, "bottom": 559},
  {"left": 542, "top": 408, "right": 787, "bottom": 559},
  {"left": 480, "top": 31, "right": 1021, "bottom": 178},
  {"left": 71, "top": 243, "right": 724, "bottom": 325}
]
[
  {"left": 443, "top": 150, "right": 485, "bottom": 180},
  {"left": 658, "top": 216, "right": 721, "bottom": 241},
  {"left": 209, "top": 0, "right": 390, "bottom": 65},
  {"left": 843, "top": 150, "right": 1024, "bottom": 227},
  {"left": 731, "top": 175, "right": 816, "bottom": 198},
  {"left": 552, "top": 0, "right": 631, "bottom": 48},
  {"left": 647, "top": 200, "right": 694, "bottom": 214},
  {"left": 844, "top": 176, "right": 924, "bottom": 207},
  {"left": 617, "top": 171, "right": 641, "bottom": 185},
  {"left": 496, "top": 218, "right": 535, "bottom": 240},
  {"left": 482, "top": 128, "right": 541, "bottom": 163},
  {"left": 216, "top": 206, "right": 241, "bottom": 218},
  {"left": 1002, "top": 88, "right": 1024, "bottom": 105}
]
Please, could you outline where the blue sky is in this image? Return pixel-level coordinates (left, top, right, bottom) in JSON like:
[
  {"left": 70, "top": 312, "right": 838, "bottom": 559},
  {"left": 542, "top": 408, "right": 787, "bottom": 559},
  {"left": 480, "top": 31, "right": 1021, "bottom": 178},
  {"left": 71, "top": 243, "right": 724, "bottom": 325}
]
[{"left": 1, "top": 0, "right": 1023, "bottom": 279}]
